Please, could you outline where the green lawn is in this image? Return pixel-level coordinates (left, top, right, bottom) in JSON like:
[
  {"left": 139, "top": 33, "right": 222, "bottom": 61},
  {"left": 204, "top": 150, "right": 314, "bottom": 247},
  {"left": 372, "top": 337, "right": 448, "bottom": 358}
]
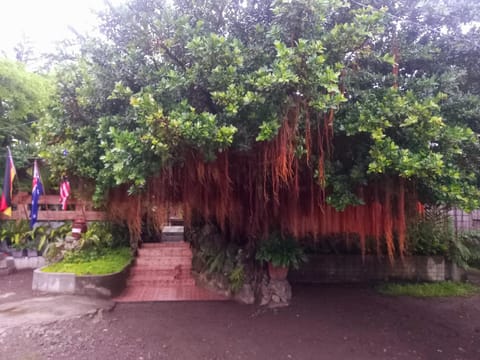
[
  {"left": 378, "top": 281, "right": 480, "bottom": 297},
  {"left": 42, "top": 247, "right": 132, "bottom": 275}
]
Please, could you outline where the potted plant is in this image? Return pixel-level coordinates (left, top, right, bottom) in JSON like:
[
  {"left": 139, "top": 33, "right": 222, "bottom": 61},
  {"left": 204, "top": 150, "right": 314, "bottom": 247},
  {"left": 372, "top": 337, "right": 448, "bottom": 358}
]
[
  {"left": 25, "top": 240, "right": 39, "bottom": 257},
  {"left": 7, "top": 220, "right": 32, "bottom": 258},
  {"left": 255, "top": 233, "right": 307, "bottom": 280},
  {"left": 10, "top": 242, "right": 25, "bottom": 258}
]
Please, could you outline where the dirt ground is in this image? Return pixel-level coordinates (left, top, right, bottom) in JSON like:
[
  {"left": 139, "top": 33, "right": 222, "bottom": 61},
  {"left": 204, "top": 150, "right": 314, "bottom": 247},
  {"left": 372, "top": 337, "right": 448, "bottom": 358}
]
[{"left": 1, "top": 270, "right": 480, "bottom": 360}]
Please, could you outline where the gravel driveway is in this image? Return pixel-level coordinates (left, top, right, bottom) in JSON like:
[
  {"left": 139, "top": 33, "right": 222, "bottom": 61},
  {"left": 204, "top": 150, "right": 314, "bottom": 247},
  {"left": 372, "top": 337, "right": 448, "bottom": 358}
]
[{"left": 1, "top": 271, "right": 479, "bottom": 360}]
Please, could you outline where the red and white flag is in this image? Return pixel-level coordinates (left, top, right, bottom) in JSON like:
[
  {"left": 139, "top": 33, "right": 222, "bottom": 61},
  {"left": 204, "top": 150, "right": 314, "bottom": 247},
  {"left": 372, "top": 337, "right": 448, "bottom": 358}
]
[{"left": 59, "top": 177, "right": 70, "bottom": 210}]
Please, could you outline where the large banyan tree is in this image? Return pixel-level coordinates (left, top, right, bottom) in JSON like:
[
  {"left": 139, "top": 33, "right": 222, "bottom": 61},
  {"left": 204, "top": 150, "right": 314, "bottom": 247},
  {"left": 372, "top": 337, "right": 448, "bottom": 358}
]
[{"left": 38, "top": 0, "right": 480, "bottom": 257}]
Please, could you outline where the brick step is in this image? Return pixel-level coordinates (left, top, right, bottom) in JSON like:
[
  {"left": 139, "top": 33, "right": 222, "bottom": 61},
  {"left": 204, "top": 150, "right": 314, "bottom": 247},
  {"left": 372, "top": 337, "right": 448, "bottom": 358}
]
[
  {"left": 129, "top": 267, "right": 192, "bottom": 276},
  {"left": 141, "top": 242, "right": 188, "bottom": 249},
  {"left": 115, "top": 285, "right": 228, "bottom": 302},
  {"left": 138, "top": 249, "right": 193, "bottom": 257},
  {"left": 135, "top": 257, "right": 192, "bottom": 268},
  {"left": 127, "top": 278, "right": 196, "bottom": 287},
  {"left": 131, "top": 260, "right": 192, "bottom": 272},
  {"left": 113, "top": 238, "right": 225, "bottom": 302},
  {"left": 128, "top": 271, "right": 194, "bottom": 281}
]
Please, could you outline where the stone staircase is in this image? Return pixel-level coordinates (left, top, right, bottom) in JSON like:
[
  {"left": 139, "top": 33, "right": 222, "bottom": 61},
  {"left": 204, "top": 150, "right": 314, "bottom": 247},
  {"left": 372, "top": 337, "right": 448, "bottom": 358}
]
[{"left": 115, "top": 242, "right": 227, "bottom": 302}]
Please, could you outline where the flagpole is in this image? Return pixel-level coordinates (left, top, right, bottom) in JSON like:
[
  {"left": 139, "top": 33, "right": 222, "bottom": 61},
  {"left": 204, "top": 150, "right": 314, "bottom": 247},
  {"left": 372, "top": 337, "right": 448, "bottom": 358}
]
[
  {"left": 0, "top": 146, "right": 17, "bottom": 217},
  {"left": 10, "top": 147, "right": 21, "bottom": 220}
]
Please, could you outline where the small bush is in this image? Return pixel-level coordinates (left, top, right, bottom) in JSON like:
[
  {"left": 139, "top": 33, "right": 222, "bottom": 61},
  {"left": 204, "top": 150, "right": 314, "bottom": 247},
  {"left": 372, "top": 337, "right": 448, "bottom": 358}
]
[{"left": 42, "top": 247, "right": 132, "bottom": 275}]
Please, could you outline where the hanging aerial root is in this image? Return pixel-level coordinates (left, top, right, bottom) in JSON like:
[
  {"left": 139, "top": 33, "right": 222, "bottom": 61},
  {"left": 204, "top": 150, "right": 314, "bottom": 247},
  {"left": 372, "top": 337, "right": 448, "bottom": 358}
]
[
  {"left": 397, "top": 178, "right": 406, "bottom": 257},
  {"left": 384, "top": 180, "right": 395, "bottom": 262}
]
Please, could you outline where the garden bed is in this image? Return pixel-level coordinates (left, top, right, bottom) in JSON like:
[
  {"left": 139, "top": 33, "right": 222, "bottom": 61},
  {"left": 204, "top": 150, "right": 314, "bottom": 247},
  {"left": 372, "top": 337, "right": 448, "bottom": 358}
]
[{"left": 32, "top": 248, "right": 133, "bottom": 298}]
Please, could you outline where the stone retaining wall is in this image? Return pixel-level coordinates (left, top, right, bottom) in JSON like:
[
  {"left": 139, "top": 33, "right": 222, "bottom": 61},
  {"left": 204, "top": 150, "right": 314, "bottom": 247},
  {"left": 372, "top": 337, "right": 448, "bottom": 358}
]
[
  {"left": 0, "top": 255, "right": 15, "bottom": 275},
  {"left": 289, "top": 255, "right": 453, "bottom": 283},
  {"left": 0, "top": 255, "right": 45, "bottom": 274},
  {"left": 32, "top": 261, "right": 132, "bottom": 298},
  {"left": 13, "top": 256, "right": 46, "bottom": 270}
]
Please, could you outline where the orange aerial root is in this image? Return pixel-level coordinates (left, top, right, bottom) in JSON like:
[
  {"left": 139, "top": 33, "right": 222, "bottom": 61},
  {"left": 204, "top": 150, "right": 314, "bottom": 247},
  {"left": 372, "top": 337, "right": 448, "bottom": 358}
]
[{"left": 107, "top": 99, "right": 415, "bottom": 259}]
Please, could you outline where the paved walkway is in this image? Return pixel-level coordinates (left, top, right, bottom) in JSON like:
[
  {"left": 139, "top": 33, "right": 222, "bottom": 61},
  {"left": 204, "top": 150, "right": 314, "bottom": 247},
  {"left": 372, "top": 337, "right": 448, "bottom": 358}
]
[{"left": 0, "top": 295, "right": 114, "bottom": 334}]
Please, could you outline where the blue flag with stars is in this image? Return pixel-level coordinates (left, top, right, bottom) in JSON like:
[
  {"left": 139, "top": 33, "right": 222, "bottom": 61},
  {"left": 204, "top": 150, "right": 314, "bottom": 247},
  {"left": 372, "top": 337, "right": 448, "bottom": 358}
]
[{"left": 30, "top": 160, "right": 44, "bottom": 228}]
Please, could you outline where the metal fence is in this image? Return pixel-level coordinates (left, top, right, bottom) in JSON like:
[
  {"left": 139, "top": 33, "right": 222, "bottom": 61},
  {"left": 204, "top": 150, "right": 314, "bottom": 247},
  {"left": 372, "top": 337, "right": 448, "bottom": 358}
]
[{"left": 448, "top": 208, "right": 480, "bottom": 233}]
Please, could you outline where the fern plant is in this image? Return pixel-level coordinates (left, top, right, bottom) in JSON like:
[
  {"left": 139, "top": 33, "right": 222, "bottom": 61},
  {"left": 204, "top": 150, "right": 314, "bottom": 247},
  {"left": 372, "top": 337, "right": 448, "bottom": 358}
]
[
  {"left": 450, "top": 231, "right": 480, "bottom": 268},
  {"left": 256, "top": 233, "right": 307, "bottom": 270}
]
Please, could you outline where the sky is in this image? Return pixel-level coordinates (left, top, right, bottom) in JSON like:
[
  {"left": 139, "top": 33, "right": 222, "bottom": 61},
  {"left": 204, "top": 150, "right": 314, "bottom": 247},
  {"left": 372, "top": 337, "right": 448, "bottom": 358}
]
[{"left": 0, "top": 0, "right": 125, "bottom": 59}]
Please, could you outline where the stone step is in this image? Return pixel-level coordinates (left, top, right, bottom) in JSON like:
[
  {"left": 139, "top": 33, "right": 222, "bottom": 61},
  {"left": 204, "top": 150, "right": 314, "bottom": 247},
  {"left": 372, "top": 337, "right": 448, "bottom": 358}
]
[
  {"left": 169, "top": 217, "right": 184, "bottom": 226},
  {"left": 161, "top": 226, "right": 184, "bottom": 242},
  {"left": 115, "top": 285, "right": 228, "bottom": 302}
]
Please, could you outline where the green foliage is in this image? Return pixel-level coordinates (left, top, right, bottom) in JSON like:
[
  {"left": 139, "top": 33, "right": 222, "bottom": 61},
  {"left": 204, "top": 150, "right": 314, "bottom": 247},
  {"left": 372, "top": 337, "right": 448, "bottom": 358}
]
[
  {"left": 33, "top": 0, "right": 480, "bottom": 212},
  {"left": 42, "top": 247, "right": 132, "bottom": 275},
  {"left": 0, "top": 221, "right": 72, "bottom": 251},
  {"left": 195, "top": 239, "right": 246, "bottom": 293},
  {"left": 408, "top": 209, "right": 451, "bottom": 256},
  {"left": 449, "top": 231, "right": 480, "bottom": 269},
  {"left": 408, "top": 207, "right": 480, "bottom": 268},
  {"left": 256, "top": 233, "right": 307, "bottom": 270},
  {"left": 79, "top": 222, "right": 129, "bottom": 250},
  {"left": 0, "top": 220, "right": 30, "bottom": 248},
  {"left": 228, "top": 264, "right": 245, "bottom": 293},
  {"left": 37, "top": 223, "right": 72, "bottom": 251},
  {"left": 0, "top": 59, "right": 52, "bottom": 146},
  {"left": 0, "top": 59, "right": 53, "bottom": 181},
  {"left": 37, "top": 0, "right": 389, "bottom": 201},
  {"left": 378, "top": 281, "right": 479, "bottom": 298}
]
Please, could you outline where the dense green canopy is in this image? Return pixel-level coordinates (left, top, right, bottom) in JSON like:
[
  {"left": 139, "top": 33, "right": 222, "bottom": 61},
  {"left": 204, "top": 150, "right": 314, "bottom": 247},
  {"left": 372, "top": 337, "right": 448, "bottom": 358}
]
[{"left": 37, "top": 0, "right": 480, "bottom": 215}]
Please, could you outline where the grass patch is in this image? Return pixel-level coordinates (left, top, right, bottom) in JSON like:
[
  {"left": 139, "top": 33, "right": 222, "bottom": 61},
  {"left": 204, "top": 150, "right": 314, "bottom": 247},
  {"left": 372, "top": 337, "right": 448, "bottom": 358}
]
[
  {"left": 378, "top": 281, "right": 480, "bottom": 297},
  {"left": 42, "top": 247, "right": 132, "bottom": 275}
]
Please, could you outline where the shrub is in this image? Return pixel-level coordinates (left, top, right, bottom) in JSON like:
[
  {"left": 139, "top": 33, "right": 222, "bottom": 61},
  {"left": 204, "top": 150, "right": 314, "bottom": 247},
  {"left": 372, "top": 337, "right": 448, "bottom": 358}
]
[
  {"left": 408, "top": 206, "right": 480, "bottom": 268},
  {"left": 408, "top": 207, "right": 450, "bottom": 256},
  {"left": 79, "top": 222, "right": 129, "bottom": 250}
]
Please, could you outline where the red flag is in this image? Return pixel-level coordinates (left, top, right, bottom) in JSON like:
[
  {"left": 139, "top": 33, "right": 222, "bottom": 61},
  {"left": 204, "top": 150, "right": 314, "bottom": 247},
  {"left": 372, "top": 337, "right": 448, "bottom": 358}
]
[
  {"left": 0, "top": 147, "right": 16, "bottom": 216},
  {"left": 59, "top": 177, "right": 70, "bottom": 210}
]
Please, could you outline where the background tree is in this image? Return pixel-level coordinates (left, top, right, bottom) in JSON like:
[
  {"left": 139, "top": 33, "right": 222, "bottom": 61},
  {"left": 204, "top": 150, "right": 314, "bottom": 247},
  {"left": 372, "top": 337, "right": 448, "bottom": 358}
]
[{"left": 0, "top": 59, "right": 52, "bottom": 184}]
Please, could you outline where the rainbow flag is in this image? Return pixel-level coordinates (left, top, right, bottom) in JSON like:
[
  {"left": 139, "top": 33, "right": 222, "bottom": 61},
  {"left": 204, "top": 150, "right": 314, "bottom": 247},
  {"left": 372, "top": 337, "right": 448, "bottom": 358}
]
[{"left": 0, "top": 147, "right": 16, "bottom": 216}]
